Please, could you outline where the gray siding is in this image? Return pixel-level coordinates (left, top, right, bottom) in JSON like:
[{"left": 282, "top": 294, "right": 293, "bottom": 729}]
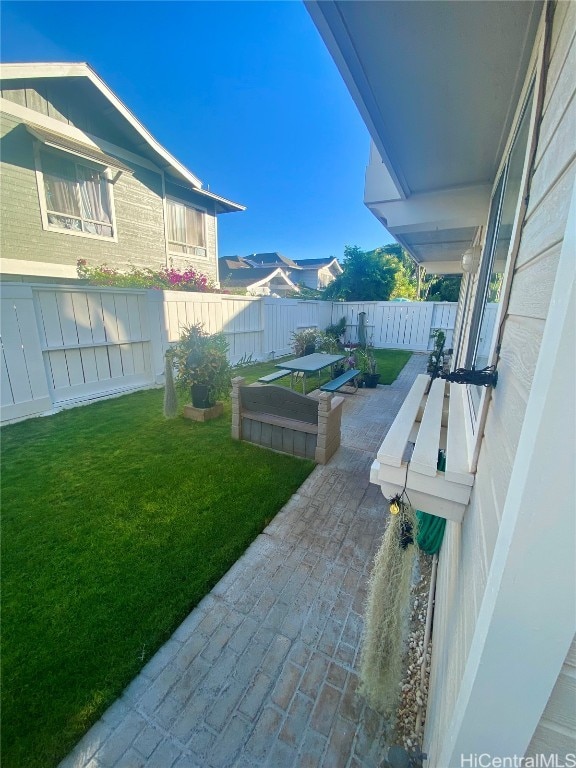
[
  {"left": 1, "top": 81, "right": 221, "bottom": 282},
  {"left": 425, "top": 2, "right": 576, "bottom": 762},
  {"left": 0, "top": 112, "right": 167, "bottom": 271},
  {"left": 1, "top": 78, "right": 131, "bottom": 147}
]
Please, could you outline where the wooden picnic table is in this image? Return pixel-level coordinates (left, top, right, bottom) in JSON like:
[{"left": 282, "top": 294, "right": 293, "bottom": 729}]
[{"left": 275, "top": 353, "right": 345, "bottom": 395}]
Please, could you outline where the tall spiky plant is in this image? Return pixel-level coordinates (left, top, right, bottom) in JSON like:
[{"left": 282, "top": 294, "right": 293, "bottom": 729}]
[{"left": 163, "top": 352, "right": 178, "bottom": 418}]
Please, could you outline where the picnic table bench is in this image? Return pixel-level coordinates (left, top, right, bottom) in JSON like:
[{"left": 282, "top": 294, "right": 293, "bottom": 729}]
[
  {"left": 231, "top": 377, "right": 344, "bottom": 464},
  {"left": 320, "top": 368, "right": 361, "bottom": 394},
  {"left": 257, "top": 370, "right": 291, "bottom": 384}
]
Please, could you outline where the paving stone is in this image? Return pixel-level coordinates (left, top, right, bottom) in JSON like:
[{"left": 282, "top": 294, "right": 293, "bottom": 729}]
[
  {"left": 113, "top": 747, "right": 145, "bottom": 767},
  {"left": 310, "top": 683, "right": 342, "bottom": 737},
  {"left": 140, "top": 639, "right": 183, "bottom": 680},
  {"left": 186, "top": 724, "right": 218, "bottom": 762},
  {"left": 271, "top": 662, "right": 303, "bottom": 711},
  {"left": 60, "top": 721, "right": 114, "bottom": 768},
  {"left": 287, "top": 640, "right": 312, "bottom": 669},
  {"left": 298, "top": 729, "right": 328, "bottom": 768},
  {"left": 299, "top": 652, "right": 329, "bottom": 698},
  {"left": 146, "top": 739, "right": 182, "bottom": 768},
  {"left": 317, "top": 617, "right": 344, "bottom": 657},
  {"left": 326, "top": 661, "right": 348, "bottom": 691},
  {"left": 132, "top": 725, "right": 163, "bottom": 758},
  {"left": 93, "top": 712, "right": 146, "bottom": 767},
  {"left": 208, "top": 713, "right": 252, "bottom": 767},
  {"left": 264, "top": 738, "right": 297, "bottom": 768},
  {"left": 259, "top": 633, "right": 291, "bottom": 676},
  {"left": 244, "top": 707, "right": 283, "bottom": 762},
  {"left": 154, "top": 693, "right": 186, "bottom": 731},
  {"left": 238, "top": 671, "right": 274, "bottom": 720},
  {"left": 278, "top": 692, "right": 313, "bottom": 748},
  {"left": 172, "top": 755, "right": 203, "bottom": 768},
  {"left": 228, "top": 615, "right": 260, "bottom": 655},
  {"left": 339, "top": 672, "right": 363, "bottom": 723},
  {"left": 322, "top": 714, "right": 356, "bottom": 768},
  {"left": 205, "top": 676, "right": 247, "bottom": 731}
]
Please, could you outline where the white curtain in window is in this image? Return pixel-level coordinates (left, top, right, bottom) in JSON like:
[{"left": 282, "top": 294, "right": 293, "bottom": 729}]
[
  {"left": 167, "top": 201, "right": 187, "bottom": 252},
  {"left": 42, "top": 151, "right": 113, "bottom": 236},
  {"left": 185, "top": 206, "right": 205, "bottom": 249},
  {"left": 77, "top": 166, "right": 112, "bottom": 235},
  {"left": 42, "top": 152, "right": 80, "bottom": 217}
]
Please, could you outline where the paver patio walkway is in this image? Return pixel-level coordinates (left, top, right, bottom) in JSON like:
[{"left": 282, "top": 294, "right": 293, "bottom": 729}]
[{"left": 60, "top": 353, "right": 427, "bottom": 768}]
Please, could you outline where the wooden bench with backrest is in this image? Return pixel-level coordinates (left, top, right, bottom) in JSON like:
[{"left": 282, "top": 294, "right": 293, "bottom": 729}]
[{"left": 231, "top": 377, "right": 344, "bottom": 464}]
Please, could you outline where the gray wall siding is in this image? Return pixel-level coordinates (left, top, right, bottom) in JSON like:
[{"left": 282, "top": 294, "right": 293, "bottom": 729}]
[
  {"left": 1, "top": 79, "right": 130, "bottom": 147},
  {"left": 425, "top": 3, "right": 576, "bottom": 762},
  {"left": 1, "top": 112, "right": 167, "bottom": 271}
]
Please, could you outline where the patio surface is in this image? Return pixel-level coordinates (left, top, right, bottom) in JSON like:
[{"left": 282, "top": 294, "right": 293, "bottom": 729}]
[{"left": 60, "top": 353, "right": 427, "bottom": 768}]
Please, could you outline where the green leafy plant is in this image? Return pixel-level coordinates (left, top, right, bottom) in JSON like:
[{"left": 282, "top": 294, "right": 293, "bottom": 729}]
[
  {"left": 325, "top": 316, "right": 347, "bottom": 341},
  {"left": 290, "top": 328, "right": 318, "bottom": 357},
  {"left": 357, "top": 346, "right": 378, "bottom": 375},
  {"left": 77, "top": 259, "right": 215, "bottom": 292},
  {"left": 168, "top": 323, "right": 231, "bottom": 405}
]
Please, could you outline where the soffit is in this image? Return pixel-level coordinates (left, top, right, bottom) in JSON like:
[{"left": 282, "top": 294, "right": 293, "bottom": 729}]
[{"left": 313, "top": 0, "right": 542, "bottom": 196}]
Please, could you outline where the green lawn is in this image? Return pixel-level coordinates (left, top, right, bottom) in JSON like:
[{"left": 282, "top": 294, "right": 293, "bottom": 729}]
[
  {"left": 1, "top": 347, "right": 411, "bottom": 768},
  {"left": 1, "top": 390, "right": 314, "bottom": 768}
]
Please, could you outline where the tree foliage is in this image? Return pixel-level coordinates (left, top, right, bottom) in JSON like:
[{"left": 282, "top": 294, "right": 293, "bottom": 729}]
[
  {"left": 322, "top": 243, "right": 462, "bottom": 303},
  {"left": 322, "top": 246, "right": 396, "bottom": 301}
]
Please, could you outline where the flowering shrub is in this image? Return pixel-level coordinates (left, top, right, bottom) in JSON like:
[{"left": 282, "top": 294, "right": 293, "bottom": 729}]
[{"left": 76, "top": 259, "right": 215, "bottom": 292}]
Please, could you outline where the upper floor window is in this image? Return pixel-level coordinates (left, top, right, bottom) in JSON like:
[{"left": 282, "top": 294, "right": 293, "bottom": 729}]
[
  {"left": 40, "top": 150, "right": 114, "bottom": 238},
  {"left": 167, "top": 199, "right": 207, "bottom": 257}
]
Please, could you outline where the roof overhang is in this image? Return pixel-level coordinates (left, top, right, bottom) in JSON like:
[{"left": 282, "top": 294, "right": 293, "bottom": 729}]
[
  {"left": 306, "top": 0, "right": 543, "bottom": 271},
  {"left": 1, "top": 62, "right": 245, "bottom": 213},
  {"left": 26, "top": 123, "right": 133, "bottom": 174}
]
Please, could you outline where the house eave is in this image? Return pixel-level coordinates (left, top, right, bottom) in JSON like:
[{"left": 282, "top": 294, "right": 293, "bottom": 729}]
[{"left": 0, "top": 61, "right": 245, "bottom": 210}]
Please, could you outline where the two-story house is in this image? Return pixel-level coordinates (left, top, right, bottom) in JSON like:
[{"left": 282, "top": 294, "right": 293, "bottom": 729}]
[{"left": 0, "top": 62, "right": 244, "bottom": 283}]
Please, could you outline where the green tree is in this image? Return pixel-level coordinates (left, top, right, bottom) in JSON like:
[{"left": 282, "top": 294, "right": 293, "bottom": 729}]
[
  {"left": 322, "top": 245, "right": 396, "bottom": 301},
  {"left": 370, "top": 244, "right": 419, "bottom": 300},
  {"left": 424, "top": 274, "right": 462, "bottom": 302}
]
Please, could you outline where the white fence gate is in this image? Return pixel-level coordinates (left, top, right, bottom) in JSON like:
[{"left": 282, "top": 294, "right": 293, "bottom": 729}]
[{"left": 0, "top": 283, "right": 462, "bottom": 425}]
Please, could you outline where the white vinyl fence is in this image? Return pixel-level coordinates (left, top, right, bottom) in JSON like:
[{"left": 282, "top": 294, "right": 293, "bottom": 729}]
[{"left": 0, "top": 283, "right": 461, "bottom": 424}]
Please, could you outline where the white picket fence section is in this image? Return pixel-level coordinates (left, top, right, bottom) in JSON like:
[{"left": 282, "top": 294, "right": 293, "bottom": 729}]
[{"left": 0, "top": 282, "right": 462, "bottom": 425}]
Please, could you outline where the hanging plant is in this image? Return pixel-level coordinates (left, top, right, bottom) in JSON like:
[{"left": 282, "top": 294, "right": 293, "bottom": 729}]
[{"left": 360, "top": 497, "right": 416, "bottom": 716}]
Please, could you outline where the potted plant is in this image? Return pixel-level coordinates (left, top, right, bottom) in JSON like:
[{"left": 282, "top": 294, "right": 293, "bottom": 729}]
[
  {"left": 290, "top": 327, "right": 318, "bottom": 357},
  {"left": 358, "top": 347, "right": 380, "bottom": 388},
  {"left": 168, "top": 323, "right": 231, "bottom": 409}
]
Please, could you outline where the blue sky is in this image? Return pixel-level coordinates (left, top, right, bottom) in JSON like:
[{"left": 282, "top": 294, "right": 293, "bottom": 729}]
[{"left": 1, "top": 1, "right": 394, "bottom": 261}]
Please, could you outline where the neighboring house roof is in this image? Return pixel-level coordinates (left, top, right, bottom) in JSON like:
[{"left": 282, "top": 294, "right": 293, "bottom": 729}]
[
  {"left": 244, "top": 252, "right": 301, "bottom": 270},
  {"left": 218, "top": 259, "right": 298, "bottom": 292},
  {"left": 0, "top": 61, "right": 245, "bottom": 214},
  {"left": 293, "top": 258, "right": 343, "bottom": 273}
]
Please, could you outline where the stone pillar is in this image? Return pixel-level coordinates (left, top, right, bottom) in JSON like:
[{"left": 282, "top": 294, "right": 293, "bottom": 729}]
[
  {"left": 231, "top": 376, "right": 245, "bottom": 440},
  {"left": 315, "top": 392, "right": 344, "bottom": 464}
]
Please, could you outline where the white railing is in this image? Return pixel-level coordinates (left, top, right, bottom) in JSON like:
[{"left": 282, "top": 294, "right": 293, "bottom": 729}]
[{"left": 0, "top": 283, "right": 463, "bottom": 424}]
